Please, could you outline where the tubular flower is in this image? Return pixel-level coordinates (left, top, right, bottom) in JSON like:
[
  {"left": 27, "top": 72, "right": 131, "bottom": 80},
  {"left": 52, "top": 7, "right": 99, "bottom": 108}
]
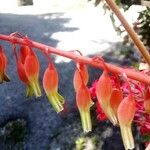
[
  {"left": 73, "top": 63, "right": 89, "bottom": 92},
  {"left": 110, "top": 88, "right": 123, "bottom": 118},
  {"left": 16, "top": 61, "right": 33, "bottom": 97},
  {"left": 24, "top": 49, "right": 41, "bottom": 97},
  {"left": 43, "top": 62, "right": 65, "bottom": 113},
  {"left": 76, "top": 82, "right": 93, "bottom": 133},
  {"left": 96, "top": 71, "right": 118, "bottom": 125},
  {"left": 117, "top": 94, "right": 136, "bottom": 150},
  {"left": 144, "top": 87, "right": 150, "bottom": 113},
  {"left": 0, "top": 45, "right": 10, "bottom": 83},
  {"left": 15, "top": 46, "right": 33, "bottom": 97},
  {"left": 20, "top": 46, "right": 30, "bottom": 64}
]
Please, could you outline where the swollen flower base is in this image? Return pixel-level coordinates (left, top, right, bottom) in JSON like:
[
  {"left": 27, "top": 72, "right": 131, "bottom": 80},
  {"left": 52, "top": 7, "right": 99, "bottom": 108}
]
[{"left": 0, "top": 32, "right": 150, "bottom": 150}]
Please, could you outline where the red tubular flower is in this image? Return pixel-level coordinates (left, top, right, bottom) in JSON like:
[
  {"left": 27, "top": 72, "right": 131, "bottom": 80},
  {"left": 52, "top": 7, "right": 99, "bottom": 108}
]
[
  {"left": 0, "top": 45, "right": 10, "bottom": 83},
  {"left": 96, "top": 70, "right": 118, "bottom": 125},
  {"left": 144, "top": 87, "right": 150, "bottom": 114},
  {"left": 43, "top": 62, "right": 65, "bottom": 113},
  {"left": 14, "top": 45, "right": 33, "bottom": 97},
  {"left": 16, "top": 61, "right": 33, "bottom": 97},
  {"left": 73, "top": 63, "right": 89, "bottom": 92},
  {"left": 110, "top": 88, "right": 123, "bottom": 117},
  {"left": 74, "top": 63, "right": 92, "bottom": 132},
  {"left": 20, "top": 46, "right": 30, "bottom": 64},
  {"left": 24, "top": 48, "right": 41, "bottom": 97},
  {"left": 117, "top": 94, "right": 136, "bottom": 150},
  {"left": 76, "top": 81, "right": 93, "bottom": 133}
]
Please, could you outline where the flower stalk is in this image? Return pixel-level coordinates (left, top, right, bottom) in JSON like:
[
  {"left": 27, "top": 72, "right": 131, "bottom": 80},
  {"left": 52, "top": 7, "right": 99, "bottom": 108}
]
[
  {"left": 105, "top": 0, "right": 150, "bottom": 66},
  {"left": 0, "top": 34, "right": 150, "bottom": 85}
]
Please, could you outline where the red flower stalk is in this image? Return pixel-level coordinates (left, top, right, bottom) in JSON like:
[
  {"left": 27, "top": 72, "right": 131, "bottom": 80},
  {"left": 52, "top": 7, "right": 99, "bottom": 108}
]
[
  {"left": 0, "top": 45, "right": 10, "bottom": 83},
  {"left": 96, "top": 70, "right": 118, "bottom": 125},
  {"left": 43, "top": 62, "right": 65, "bottom": 113},
  {"left": 24, "top": 48, "right": 41, "bottom": 97},
  {"left": 73, "top": 63, "right": 89, "bottom": 92},
  {"left": 117, "top": 94, "right": 136, "bottom": 150},
  {"left": 144, "top": 87, "right": 150, "bottom": 114}
]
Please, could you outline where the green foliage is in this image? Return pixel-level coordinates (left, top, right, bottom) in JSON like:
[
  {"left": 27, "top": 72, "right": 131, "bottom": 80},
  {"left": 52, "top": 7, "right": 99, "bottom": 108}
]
[
  {"left": 138, "top": 8, "right": 150, "bottom": 47},
  {"left": 0, "top": 119, "right": 27, "bottom": 149}
]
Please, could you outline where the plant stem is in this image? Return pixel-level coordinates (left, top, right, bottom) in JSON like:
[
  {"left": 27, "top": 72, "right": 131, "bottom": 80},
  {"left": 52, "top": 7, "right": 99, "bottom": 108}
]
[
  {"left": 0, "top": 33, "right": 150, "bottom": 84},
  {"left": 105, "top": 0, "right": 150, "bottom": 65}
]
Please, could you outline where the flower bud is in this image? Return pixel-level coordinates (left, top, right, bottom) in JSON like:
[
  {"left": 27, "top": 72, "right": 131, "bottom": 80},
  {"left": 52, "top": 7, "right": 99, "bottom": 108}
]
[{"left": 43, "top": 63, "right": 64, "bottom": 113}]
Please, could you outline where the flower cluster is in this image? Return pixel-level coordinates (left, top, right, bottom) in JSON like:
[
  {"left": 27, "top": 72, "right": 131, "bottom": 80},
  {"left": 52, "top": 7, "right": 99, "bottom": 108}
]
[
  {"left": 0, "top": 43, "right": 65, "bottom": 114},
  {"left": 90, "top": 69, "right": 150, "bottom": 148}
]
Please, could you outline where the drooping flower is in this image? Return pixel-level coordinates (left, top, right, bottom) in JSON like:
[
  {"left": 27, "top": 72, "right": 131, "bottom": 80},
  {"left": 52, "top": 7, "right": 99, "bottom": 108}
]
[
  {"left": 117, "top": 94, "right": 136, "bottom": 150},
  {"left": 73, "top": 63, "right": 89, "bottom": 92},
  {"left": 43, "top": 62, "right": 65, "bottom": 113},
  {"left": 14, "top": 45, "right": 33, "bottom": 97},
  {"left": 20, "top": 45, "right": 30, "bottom": 64},
  {"left": 0, "top": 45, "right": 10, "bottom": 83},
  {"left": 76, "top": 80, "right": 93, "bottom": 132},
  {"left": 96, "top": 70, "right": 118, "bottom": 125},
  {"left": 144, "top": 87, "right": 150, "bottom": 113},
  {"left": 73, "top": 63, "right": 93, "bottom": 132},
  {"left": 16, "top": 61, "right": 33, "bottom": 97},
  {"left": 24, "top": 48, "right": 41, "bottom": 97}
]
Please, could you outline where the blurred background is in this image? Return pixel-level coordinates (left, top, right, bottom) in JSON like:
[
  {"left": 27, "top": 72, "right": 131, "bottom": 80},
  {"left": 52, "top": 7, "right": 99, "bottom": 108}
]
[{"left": 0, "top": 0, "right": 149, "bottom": 150}]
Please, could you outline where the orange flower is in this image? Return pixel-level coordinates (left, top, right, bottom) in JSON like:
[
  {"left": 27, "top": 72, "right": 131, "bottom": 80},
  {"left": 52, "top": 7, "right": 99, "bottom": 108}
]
[
  {"left": 96, "top": 71, "right": 117, "bottom": 125},
  {"left": 74, "top": 64, "right": 93, "bottom": 132},
  {"left": 24, "top": 49, "right": 41, "bottom": 97},
  {"left": 73, "top": 63, "right": 89, "bottom": 92},
  {"left": 16, "top": 61, "right": 33, "bottom": 97},
  {"left": 144, "top": 87, "right": 150, "bottom": 113},
  {"left": 117, "top": 94, "right": 136, "bottom": 150},
  {"left": 43, "top": 63, "right": 64, "bottom": 113},
  {"left": 76, "top": 81, "right": 93, "bottom": 132},
  {"left": 0, "top": 45, "right": 10, "bottom": 83},
  {"left": 110, "top": 88, "right": 123, "bottom": 118},
  {"left": 20, "top": 46, "right": 30, "bottom": 64},
  {"left": 14, "top": 45, "right": 34, "bottom": 97}
]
